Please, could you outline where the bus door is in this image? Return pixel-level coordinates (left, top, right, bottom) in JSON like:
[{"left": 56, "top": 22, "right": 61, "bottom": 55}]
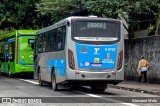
[
  {"left": 3, "top": 38, "right": 15, "bottom": 74},
  {"left": 0, "top": 42, "right": 4, "bottom": 73},
  {"left": 8, "top": 39, "right": 15, "bottom": 75}
]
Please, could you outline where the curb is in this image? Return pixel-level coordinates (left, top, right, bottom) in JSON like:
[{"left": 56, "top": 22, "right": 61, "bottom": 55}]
[{"left": 109, "top": 85, "right": 160, "bottom": 96}]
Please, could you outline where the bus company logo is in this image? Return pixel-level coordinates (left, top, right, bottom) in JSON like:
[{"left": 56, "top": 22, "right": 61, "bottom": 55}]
[
  {"left": 106, "top": 53, "right": 110, "bottom": 59},
  {"left": 94, "top": 48, "right": 100, "bottom": 55},
  {"left": 2, "top": 98, "right": 11, "bottom": 103},
  {"left": 85, "top": 62, "right": 90, "bottom": 66},
  {"left": 94, "top": 58, "right": 99, "bottom": 63},
  {"left": 80, "top": 47, "right": 88, "bottom": 53}
]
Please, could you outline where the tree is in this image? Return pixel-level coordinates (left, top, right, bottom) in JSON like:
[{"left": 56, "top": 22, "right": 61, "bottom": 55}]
[
  {"left": 36, "top": 0, "right": 89, "bottom": 24},
  {"left": 127, "top": 0, "right": 159, "bottom": 38},
  {"left": 0, "top": 0, "right": 42, "bottom": 31},
  {"left": 36, "top": 0, "right": 128, "bottom": 20},
  {"left": 85, "top": 0, "right": 128, "bottom": 18}
]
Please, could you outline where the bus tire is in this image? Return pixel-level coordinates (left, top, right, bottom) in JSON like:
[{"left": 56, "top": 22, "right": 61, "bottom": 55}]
[
  {"left": 51, "top": 70, "right": 58, "bottom": 91},
  {"left": 38, "top": 70, "right": 44, "bottom": 86}
]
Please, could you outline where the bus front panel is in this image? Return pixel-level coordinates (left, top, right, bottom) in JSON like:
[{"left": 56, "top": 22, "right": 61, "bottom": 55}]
[{"left": 15, "top": 36, "right": 35, "bottom": 73}]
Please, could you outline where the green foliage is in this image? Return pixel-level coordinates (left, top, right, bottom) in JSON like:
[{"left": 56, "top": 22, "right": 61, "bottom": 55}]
[
  {"left": 36, "top": 0, "right": 128, "bottom": 22},
  {"left": 0, "top": 29, "right": 11, "bottom": 36},
  {"left": 127, "top": 0, "right": 159, "bottom": 20},
  {"left": 36, "top": 0, "right": 89, "bottom": 23},
  {"left": 0, "top": 0, "right": 42, "bottom": 30},
  {"left": 0, "top": 0, "right": 159, "bottom": 38},
  {"left": 36, "top": 0, "right": 159, "bottom": 24},
  {"left": 85, "top": 0, "right": 128, "bottom": 18}
]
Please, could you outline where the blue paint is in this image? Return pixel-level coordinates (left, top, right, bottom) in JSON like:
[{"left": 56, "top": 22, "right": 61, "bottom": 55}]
[
  {"left": 47, "top": 59, "right": 66, "bottom": 76},
  {"left": 20, "top": 60, "right": 25, "bottom": 65},
  {"left": 4, "top": 39, "right": 15, "bottom": 44},
  {"left": 8, "top": 39, "right": 15, "bottom": 43},
  {"left": 76, "top": 43, "right": 117, "bottom": 69}
]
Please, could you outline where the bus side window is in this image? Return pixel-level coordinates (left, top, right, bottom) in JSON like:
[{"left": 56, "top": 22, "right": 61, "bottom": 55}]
[
  {"left": 1, "top": 45, "right": 5, "bottom": 62},
  {"left": 51, "top": 30, "right": 56, "bottom": 51},
  {"left": 45, "top": 32, "right": 50, "bottom": 52},
  {"left": 56, "top": 35, "right": 61, "bottom": 50},
  {"left": 43, "top": 33, "right": 47, "bottom": 52},
  {"left": 57, "top": 27, "right": 62, "bottom": 50},
  {"left": 48, "top": 31, "right": 52, "bottom": 52},
  {"left": 8, "top": 42, "right": 15, "bottom": 62},
  {"left": 56, "top": 26, "right": 66, "bottom": 51},
  {"left": 38, "top": 34, "right": 43, "bottom": 53},
  {"left": 5, "top": 44, "right": 9, "bottom": 62},
  {"left": 0, "top": 45, "right": 3, "bottom": 67},
  {"left": 62, "top": 26, "right": 66, "bottom": 50},
  {"left": 0, "top": 45, "right": 3, "bottom": 62}
]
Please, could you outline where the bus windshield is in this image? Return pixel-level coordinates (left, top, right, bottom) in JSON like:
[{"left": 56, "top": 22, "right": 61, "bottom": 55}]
[
  {"left": 19, "top": 36, "right": 35, "bottom": 51},
  {"left": 73, "top": 21, "right": 120, "bottom": 42},
  {"left": 18, "top": 36, "right": 35, "bottom": 65}
]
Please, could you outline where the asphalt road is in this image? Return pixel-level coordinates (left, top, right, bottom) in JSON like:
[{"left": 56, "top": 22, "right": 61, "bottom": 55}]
[{"left": 0, "top": 75, "right": 159, "bottom": 106}]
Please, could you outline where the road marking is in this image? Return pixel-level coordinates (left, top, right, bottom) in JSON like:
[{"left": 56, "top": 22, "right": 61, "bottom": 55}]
[
  {"left": 74, "top": 91, "right": 101, "bottom": 98},
  {"left": 122, "top": 103, "right": 139, "bottom": 106},
  {"left": 86, "top": 94, "right": 101, "bottom": 98},
  {"left": 20, "top": 79, "right": 139, "bottom": 106},
  {"left": 73, "top": 91, "right": 139, "bottom": 106},
  {"left": 20, "top": 79, "right": 39, "bottom": 85}
]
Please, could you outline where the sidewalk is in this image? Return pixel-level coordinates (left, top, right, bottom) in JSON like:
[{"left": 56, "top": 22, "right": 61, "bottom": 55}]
[{"left": 109, "top": 81, "right": 160, "bottom": 96}]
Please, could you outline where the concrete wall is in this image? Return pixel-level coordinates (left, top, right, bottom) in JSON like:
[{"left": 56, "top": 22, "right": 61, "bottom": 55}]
[{"left": 124, "top": 36, "right": 160, "bottom": 83}]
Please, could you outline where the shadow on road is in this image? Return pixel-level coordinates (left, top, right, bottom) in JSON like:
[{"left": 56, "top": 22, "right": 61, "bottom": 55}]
[
  {"left": 0, "top": 75, "right": 117, "bottom": 96},
  {"left": 71, "top": 86, "right": 117, "bottom": 95}
]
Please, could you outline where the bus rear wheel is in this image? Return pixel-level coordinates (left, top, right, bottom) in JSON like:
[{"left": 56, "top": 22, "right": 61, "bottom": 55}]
[
  {"left": 38, "top": 71, "right": 44, "bottom": 86},
  {"left": 51, "top": 70, "right": 58, "bottom": 91}
]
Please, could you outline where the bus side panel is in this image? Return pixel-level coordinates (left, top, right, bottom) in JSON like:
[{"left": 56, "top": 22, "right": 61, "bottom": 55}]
[
  {"left": 10, "top": 62, "right": 14, "bottom": 74},
  {"left": 0, "top": 61, "right": 15, "bottom": 75},
  {"left": 1, "top": 62, "right": 6, "bottom": 74},
  {"left": 65, "top": 26, "right": 76, "bottom": 80},
  {"left": 14, "top": 64, "right": 34, "bottom": 74},
  {"left": 38, "top": 53, "right": 46, "bottom": 81},
  {"left": 115, "top": 23, "right": 124, "bottom": 81},
  {"left": 38, "top": 51, "right": 66, "bottom": 83},
  {"left": 47, "top": 58, "right": 66, "bottom": 83}
]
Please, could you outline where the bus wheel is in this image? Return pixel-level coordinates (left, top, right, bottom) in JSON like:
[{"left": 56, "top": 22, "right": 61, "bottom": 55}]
[
  {"left": 38, "top": 71, "right": 43, "bottom": 86},
  {"left": 51, "top": 70, "right": 58, "bottom": 91}
]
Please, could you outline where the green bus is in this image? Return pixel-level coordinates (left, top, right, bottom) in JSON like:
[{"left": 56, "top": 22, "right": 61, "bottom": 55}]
[{"left": 0, "top": 30, "right": 37, "bottom": 77}]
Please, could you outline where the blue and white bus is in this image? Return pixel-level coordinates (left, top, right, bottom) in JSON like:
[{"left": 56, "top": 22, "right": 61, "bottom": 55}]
[{"left": 34, "top": 16, "right": 124, "bottom": 91}]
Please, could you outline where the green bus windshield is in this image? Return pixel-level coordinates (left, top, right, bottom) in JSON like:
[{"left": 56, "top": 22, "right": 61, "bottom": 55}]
[{"left": 18, "top": 36, "right": 35, "bottom": 65}]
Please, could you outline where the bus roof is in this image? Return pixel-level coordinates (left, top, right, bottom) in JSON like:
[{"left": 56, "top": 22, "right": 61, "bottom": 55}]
[
  {"left": 0, "top": 30, "right": 37, "bottom": 41},
  {"left": 37, "top": 16, "right": 121, "bottom": 35}
]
